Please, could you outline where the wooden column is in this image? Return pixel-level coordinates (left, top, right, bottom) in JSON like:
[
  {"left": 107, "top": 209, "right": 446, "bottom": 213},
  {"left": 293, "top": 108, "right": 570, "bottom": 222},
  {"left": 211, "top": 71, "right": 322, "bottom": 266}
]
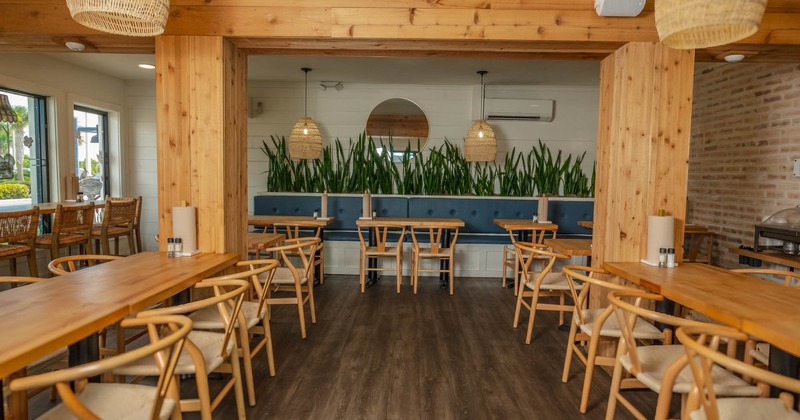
[
  {"left": 155, "top": 36, "right": 248, "bottom": 257},
  {"left": 593, "top": 41, "right": 694, "bottom": 270}
]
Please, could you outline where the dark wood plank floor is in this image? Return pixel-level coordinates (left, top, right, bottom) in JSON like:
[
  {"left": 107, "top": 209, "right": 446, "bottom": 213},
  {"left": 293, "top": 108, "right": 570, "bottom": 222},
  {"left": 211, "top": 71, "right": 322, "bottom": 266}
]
[{"left": 29, "top": 275, "right": 664, "bottom": 419}]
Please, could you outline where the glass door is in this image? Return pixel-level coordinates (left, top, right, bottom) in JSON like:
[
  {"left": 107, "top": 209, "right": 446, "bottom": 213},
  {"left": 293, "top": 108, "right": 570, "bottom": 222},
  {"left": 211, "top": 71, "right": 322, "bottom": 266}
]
[
  {"left": 73, "top": 106, "right": 109, "bottom": 201},
  {"left": 0, "top": 88, "right": 49, "bottom": 210}
]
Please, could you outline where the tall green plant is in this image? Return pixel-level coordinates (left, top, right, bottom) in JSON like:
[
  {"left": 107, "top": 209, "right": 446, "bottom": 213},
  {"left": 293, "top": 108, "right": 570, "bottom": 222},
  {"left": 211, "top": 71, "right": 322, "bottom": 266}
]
[
  {"left": 532, "top": 140, "right": 564, "bottom": 196},
  {"left": 562, "top": 151, "right": 590, "bottom": 196},
  {"left": 471, "top": 162, "right": 497, "bottom": 196}
]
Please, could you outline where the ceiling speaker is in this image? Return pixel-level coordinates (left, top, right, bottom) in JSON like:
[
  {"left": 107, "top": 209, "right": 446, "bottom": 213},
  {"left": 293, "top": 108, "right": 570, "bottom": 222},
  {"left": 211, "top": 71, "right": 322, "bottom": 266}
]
[{"left": 595, "top": 0, "right": 645, "bottom": 17}]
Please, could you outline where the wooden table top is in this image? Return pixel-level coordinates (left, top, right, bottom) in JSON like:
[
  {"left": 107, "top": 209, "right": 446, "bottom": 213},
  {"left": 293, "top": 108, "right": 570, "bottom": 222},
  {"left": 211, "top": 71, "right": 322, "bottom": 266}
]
[
  {"left": 544, "top": 238, "right": 593, "bottom": 256},
  {"left": 247, "top": 233, "right": 285, "bottom": 250},
  {"left": 577, "top": 220, "right": 594, "bottom": 229},
  {"left": 684, "top": 224, "right": 710, "bottom": 234},
  {"left": 0, "top": 252, "right": 238, "bottom": 378},
  {"left": 355, "top": 217, "right": 465, "bottom": 229},
  {"left": 16, "top": 200, "right": 105, "bottom": 215},
  {"left": 603, "top": 261, "right": 800, "bottom": 357},
  {"left": 248, "top": 215, "right": 336, "bottom": 227},
  {"left": 494, "top": 219, "right": 558, "bottom": 231}
]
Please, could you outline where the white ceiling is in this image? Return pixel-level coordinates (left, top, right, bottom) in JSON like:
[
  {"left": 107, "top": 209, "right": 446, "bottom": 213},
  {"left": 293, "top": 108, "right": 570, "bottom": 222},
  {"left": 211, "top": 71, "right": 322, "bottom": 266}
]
[{"left": 46, "top": 53, "right": 601, "bottom": 86}]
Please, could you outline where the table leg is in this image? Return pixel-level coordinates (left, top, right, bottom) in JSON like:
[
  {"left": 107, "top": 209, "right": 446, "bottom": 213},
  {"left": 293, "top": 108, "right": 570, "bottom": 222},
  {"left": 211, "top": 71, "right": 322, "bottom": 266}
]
[
  {"left": 366, "top": 227, "right": 378, "bottom": 288},
  {"left": 68, "top": 333, "right": 100, "bottom": 382},
  {"left": 769, "top": 347, "right": 800, "bottom": 398},
  {"left": 439, "top": 229, "right": 452, "bottom": 289},
  {"left": 654, "top": 299, "right": 676, "bottom": 331}
]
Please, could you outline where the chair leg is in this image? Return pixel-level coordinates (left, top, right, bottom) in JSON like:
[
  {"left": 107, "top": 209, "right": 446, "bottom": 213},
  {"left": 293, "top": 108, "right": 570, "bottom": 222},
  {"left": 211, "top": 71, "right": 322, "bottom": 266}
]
[
  {"left": 559, "top": 292, "right": 566, "bottom": 325},
  {"left": 513, "top": 287, "right": 525, "bottom": 328},
  {"left": 501, "top": 248, "right": 508, "bottom": 288},
  {"left": 135, "top": 227, "right": 143, "bottom": 253},
  {"left": 525, "top": 288, "right": 542, "bottom": 344},
  {"left": 229, "top": 348, "right": 247, "bottom": 420},
  {"left": 396, "top": 252, "right": 402, "bottom": 294},
  {"left": 307, "top": 284, "right": 316, "bottom": 324},
  {"left": 9, "top": 256, "right": 17, "bottom": 276},
  {"left": 513, "top": 256, "right": 520, "bottom": 296},
  {"left": 605, "top": 354, "right": 624, "bottom": 420},
  {"left": 449, "top": 256, "right": 454, "bottom": 295},
  {"left": 359, "top": 251, "right": 366, "bottom": 294},
  {"left": 26, "top": 251, "right": 38, "bottom": 278},
  {"left": 236, "top": 326, "right": 257, "bottom": 406},
  {"left": 296, "top": 285, "right": 307, "bottom": 339},
  {"left": 580, "top": 332, "right": 603, "bottom": 413},
  {"left": 412, "top": 251, "right": 418, "bottom": 295},
  {"left": 127, "top": 234, "right": 136, "bottom": 255},
  {"left": 261, "top": 318, "right": 276, "bottom": 376},
  {"left": 193, "top": 364, "right": 213, "bottom": 419},
  {"left": 562, "top": 320, "right": 579, "bottom": 383}
]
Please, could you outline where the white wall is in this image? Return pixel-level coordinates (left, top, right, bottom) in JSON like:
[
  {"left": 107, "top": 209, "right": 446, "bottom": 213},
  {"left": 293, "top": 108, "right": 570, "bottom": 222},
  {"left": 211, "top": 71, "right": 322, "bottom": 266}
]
[
  {"left": 247, "top": 81, "right": 599, "bottom": 207},
  {"left": 125, "top": 81, "right": 159, "bottom": 250}
]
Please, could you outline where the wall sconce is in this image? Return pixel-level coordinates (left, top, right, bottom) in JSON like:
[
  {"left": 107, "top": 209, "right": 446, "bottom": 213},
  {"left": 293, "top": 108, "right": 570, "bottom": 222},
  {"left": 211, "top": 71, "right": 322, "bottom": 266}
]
[
  {"left": 248, "top": 98, "right": 263, "bottom": 118},
  {"left": 320, "top": 81, "right": 344, "bottom": 91}
]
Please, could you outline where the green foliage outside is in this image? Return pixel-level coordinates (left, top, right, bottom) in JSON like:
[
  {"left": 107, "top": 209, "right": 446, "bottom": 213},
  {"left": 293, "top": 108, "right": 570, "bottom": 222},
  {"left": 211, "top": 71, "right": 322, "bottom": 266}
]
[
  {"left": 262, "top": 134, "right": 595, "bottom": 197},
  {"left": 78, "top": 158, "right": 101, "bottom": 175},
  {"left": 0, "top": 183, "right": 30, "bottom": 199}
]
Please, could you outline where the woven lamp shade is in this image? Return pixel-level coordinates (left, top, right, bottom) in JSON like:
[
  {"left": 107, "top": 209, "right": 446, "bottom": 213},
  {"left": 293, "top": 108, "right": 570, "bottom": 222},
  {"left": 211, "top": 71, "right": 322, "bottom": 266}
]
[
  {"left": 463, "top": 120, "right": 497, "bottom": 163},
  {"left": 288, "top": 117, "right": 323, "bottom": 159},
  {"left": 655, "top": 0, "right": 766, "bottom": 49},
  {"left": 66, "top": 0, "right": 170, "bottom": 37},
  {"left": 0, "top": 95, "right": 17, "bottom": 123}
]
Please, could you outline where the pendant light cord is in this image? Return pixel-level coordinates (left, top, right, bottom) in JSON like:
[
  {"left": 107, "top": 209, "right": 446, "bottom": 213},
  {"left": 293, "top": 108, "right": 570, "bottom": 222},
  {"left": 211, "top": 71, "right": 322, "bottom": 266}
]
[
  {"left": 477, "top": 70, "right": 488, "bottom": 121},
  {"left": 302, "top": 67, "right": 311, "bottom": 118}
]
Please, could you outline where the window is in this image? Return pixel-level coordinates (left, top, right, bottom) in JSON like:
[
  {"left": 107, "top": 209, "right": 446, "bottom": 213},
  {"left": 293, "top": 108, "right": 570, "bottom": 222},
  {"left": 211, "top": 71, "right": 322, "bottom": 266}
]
[
  {"left": 73, "top": 106, "right": 109, "bottom": 201},
  {"left": 0, "top": 88, "right": 49, "bottom": 209}
]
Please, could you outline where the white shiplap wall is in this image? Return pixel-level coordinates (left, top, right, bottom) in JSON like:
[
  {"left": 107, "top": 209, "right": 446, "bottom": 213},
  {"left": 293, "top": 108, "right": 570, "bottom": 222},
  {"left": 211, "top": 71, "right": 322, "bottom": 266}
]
[{"left": 125, "top": 81, "right": 159, "bottom": 251}]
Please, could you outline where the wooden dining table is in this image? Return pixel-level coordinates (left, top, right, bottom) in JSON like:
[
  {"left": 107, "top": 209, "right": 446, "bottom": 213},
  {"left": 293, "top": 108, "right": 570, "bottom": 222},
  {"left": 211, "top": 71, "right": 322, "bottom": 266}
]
[
  {"left": 604, "top": 261, "right": 800, "bottom": 386},
  {"left": 0, "top": 252, "right": 238, "bottom": 379},
  {"left": 356, "top": 217, "right": 465, "bottom": 288},
  {"left": 248, "top": 215, "right": 336, "bottom": 228}
]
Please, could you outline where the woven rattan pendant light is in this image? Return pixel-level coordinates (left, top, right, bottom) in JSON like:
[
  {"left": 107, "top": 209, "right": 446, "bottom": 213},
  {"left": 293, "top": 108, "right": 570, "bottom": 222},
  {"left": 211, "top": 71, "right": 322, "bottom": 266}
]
[
  {"left": 288, "top": 68, "right": 322, "bottom": 160},
  {"left": 66, "top": 0, "right": 170, "bottom": 36},
  {"left": 655, "top": 0, "right": 767, "bottom": 49},
  {"left": 464, "top": 71, "right": 497, "bottom": 163}
]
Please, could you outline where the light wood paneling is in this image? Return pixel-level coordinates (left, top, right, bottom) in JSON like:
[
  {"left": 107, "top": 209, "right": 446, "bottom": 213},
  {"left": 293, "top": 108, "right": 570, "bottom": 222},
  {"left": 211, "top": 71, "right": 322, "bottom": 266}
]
[
  {"left": 156, "top": 36, "right": 247, "bottom": 257},
  {"left": 593, "top": 42, "right": 693, "bottom": 270}
]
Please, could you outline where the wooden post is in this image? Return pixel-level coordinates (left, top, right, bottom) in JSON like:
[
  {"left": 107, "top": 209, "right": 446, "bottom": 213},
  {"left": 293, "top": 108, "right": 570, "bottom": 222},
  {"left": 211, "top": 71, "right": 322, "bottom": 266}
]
[{"left": 155, "top": 36, "right": 247, "bottom": 258}]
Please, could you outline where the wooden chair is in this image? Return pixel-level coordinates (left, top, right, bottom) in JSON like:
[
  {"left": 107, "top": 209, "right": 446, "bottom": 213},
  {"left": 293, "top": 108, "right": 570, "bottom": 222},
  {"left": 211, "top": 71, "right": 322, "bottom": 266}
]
[
  {"left": 8, "top": 314, "right": 190, "bottom": 420},
  {"left": 35, "top": 202, "right": 95, "bottom": 263},
  {"left": 560, "top": 265, "right": 664, "bottom": 414},
  {"left": 357, "top": 222, "right": 407, "bottom": 294},
  {"left": 48, "top": 255, "right": 127, "bottom": 356},
  {"left": 501, "top": 226, "right": 557, "bottom": 295},
  {"left": 265, "top": 238, "right": 320, "bottom": 338},
  {"left": 683, "top": 230, "right": 714, "bottom": 264},
  {"left": 107, "top": 196, "right": 143, "bottom": 253},
  {"left": 187, "top": 258, "right": 279, "bottom": 407},
  {"left": 0, "top": 207, "right": 39, "bottom": 278},
  {"left": 114, "top": 278, "right": 250, "bottom": 420},
  {"left": 512, "top": 241, "right": 572, "bottom": 344},
  {"left": 91, "top": 199, "right": 137, "bottom": 255},
  {"left": 409, "top": 225, "right": 459, "bottom": 295},
  {"left": 272, "top": 222, "right": 325, "bottom": 284},
  {"left": 1, "top": 276, "right": 67, "bottom": 419},
  {"left": 606, "top": 290, "right": 762, "bottom": 420},
  {"left": 678, "top": 324, "right": 800, "bottom": 420}
]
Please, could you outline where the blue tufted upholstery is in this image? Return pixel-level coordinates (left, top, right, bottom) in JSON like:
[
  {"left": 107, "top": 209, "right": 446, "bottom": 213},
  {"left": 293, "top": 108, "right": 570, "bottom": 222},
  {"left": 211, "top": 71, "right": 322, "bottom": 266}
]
[{"left": 253, "top": 194, "right": 593, "bottom": 243}]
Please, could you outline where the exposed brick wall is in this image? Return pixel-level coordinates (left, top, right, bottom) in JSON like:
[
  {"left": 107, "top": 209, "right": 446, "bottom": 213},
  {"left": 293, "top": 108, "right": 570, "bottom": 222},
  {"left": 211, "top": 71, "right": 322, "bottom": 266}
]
[{"left": 689, "top": 63, "right": 800, "bottom": 269}]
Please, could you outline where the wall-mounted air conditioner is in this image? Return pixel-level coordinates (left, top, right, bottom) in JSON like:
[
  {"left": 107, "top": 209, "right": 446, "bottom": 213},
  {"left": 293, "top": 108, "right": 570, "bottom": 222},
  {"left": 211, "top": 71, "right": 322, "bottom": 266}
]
[{"left": 484, "top": 98, "right": 555, "bottom": 122}]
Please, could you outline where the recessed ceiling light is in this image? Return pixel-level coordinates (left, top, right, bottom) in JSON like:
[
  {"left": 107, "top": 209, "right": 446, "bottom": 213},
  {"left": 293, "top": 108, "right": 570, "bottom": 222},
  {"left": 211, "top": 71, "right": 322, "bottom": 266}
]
[
  {"left": 65, "top": 41, "right": 85, "bottom": 52},
  {"left": 138, "top": 64, "right": 156, "bottom": 70},
  {"left": 724, "top": 54, "right": 745, "bottom": 63}
]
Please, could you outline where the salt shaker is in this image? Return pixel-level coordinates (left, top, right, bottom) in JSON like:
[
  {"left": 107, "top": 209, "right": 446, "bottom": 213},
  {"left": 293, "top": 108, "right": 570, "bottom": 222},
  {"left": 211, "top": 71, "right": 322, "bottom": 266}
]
[
  {"left": 658, "top": 248, "right": 667, "bottom": 268},
  {"left": 76, "top": 191, "right": 84, "bottom": 202},
  {"left": 666, "top": 248, "right": 676, "bottom": 268},
  {"left": 167, "top": 238, "right": 175, "bottom": 257},
  {"left": 175, "top": 238, "right": 183, "bottom": 256}
]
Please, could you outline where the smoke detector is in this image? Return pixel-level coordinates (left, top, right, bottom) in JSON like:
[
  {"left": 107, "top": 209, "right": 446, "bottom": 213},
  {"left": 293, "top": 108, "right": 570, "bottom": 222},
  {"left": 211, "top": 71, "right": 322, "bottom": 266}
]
[{"left": 65, "top": 41, "right": 86, "bottom": 52}]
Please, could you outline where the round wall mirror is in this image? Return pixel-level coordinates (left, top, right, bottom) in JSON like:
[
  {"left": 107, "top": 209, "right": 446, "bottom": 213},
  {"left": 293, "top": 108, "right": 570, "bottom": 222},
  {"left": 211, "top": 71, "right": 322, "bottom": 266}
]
[{"left": 366, "top": 98, "right": 429, "bottom": 156}]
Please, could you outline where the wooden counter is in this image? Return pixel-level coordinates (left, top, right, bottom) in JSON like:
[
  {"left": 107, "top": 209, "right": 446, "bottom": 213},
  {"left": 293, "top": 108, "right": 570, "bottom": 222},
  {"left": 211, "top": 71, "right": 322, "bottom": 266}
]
[
  {"left": 356, "top": 217, "right": 464, "bottom": 229},
  {"left": 248, "top": 215, "right": 336, "bottom": 228},
  {"left": 729, "top": 247, "right": 800, "bottom": 270},
  {"left": 544, "top": 238, "right": 592, "bottom": 257}
]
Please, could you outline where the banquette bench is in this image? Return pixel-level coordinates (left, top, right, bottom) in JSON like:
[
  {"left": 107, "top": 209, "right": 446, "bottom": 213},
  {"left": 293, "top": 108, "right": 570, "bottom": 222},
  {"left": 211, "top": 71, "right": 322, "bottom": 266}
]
[{"left": 252, "top": 193, "right": 593, "bottom": 243}]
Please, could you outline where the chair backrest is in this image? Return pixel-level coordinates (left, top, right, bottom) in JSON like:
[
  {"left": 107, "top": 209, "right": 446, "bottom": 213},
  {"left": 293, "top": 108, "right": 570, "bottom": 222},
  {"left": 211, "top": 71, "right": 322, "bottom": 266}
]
[
  {"left": 561, "top": 265, "right": 643, "bottom": 327},
  {"left": 52, "top": 203, "right": 95, "bottom": 237},
  {"left": 271, "top": 222, "right": 321, "bottom": 241},
  {"left": 138, "top": 278, "right": 250, "bottom": 361},
  {"left": 356, "top": 222, "right": 406, "bottom": 253},
  {"left": 678, "top": 324, "right": 800, "bottom": 420},
  {"left": 100, "top": 199, "right": 137, "bottom": 231},
  {"left": 9, "top": 314, "right": 192, "bottom": 420},
  {"left": 266, "top": 237, "right": 320, "bottom": 283},
  {"left": 507, "top": 226, "right": 557, "bottom": 245},
  {"left": 732, "top": 268, "right": 800, "bottom": 289},
  {"left": 409, "top": 225, "right": 459, "bottom": 254},
  {"left": 0, "top": 207, "right": 39, "bottom": 246},
  {"left": 227, "top": 259, "right": 280, "bottom": 317},
  {"left": 683, "top": 231, "right": 714, "bottom": 264},
  {"left": 0, "top": 276, "right": 41, "bottom": 292},
  {"left": 608, "top": 290, "right": 705, "bottom": 376},
  {"left": 107, "top": 196, "right": 142, "bottom": 227},
  {"left": 513, "top": 241, "right": 568, "bottom": 287},
  {"left": 48, "top": 254, "right": 123, "bottom": 276}
]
